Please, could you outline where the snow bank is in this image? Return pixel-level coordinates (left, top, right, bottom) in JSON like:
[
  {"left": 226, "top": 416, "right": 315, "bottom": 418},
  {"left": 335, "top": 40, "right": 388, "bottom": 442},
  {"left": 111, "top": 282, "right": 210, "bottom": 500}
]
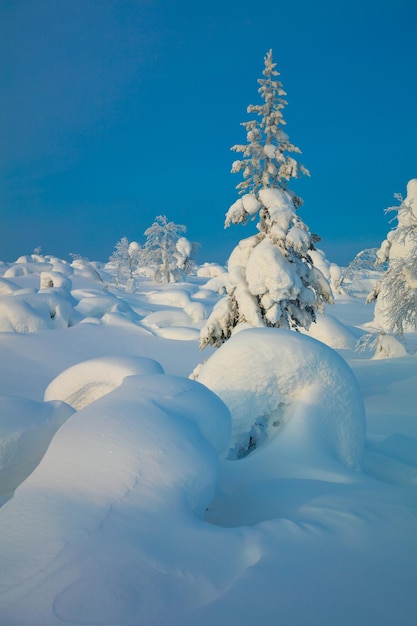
[
  {"left": 44, "top": 355, "right": 164, "bottom": 410},
  {"left": 196, "top": 328, "right": 366, "bottom": 469}
]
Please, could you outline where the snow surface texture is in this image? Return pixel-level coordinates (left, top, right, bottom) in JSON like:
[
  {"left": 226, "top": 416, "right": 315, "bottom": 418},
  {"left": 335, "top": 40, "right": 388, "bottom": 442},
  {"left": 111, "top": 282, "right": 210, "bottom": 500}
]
[
  {"left": 0, "top": 253, "right": 416, "bottom": 626},
  {"left": 196, "top": 328, "right": 365, "bottom": 468}
]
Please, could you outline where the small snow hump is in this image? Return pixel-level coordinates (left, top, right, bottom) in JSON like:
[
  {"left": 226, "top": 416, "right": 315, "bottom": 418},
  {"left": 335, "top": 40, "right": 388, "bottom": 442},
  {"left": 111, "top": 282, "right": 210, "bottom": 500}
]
[{"left": 196, "top": 328, "right": 366, "bottom": 469}]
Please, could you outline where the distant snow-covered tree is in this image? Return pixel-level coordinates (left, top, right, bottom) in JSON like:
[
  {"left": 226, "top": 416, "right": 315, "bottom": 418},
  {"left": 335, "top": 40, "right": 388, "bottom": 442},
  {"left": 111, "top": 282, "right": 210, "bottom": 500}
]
[
  {"left": 367, "top": 179, "right": 417, "bottom": 337},
  {"left": 141, "top": 216, "right": 187, "bottom": 283},
  {"left": 176, "top": 236, "right": 198, "bottom": 275},
  {"left": 200, "top": 50, "right": 332, "bottom": 349},
  {"left": 70, "top": 253, "right": 108, "bottom": 289},
  {"left": 109, "top": 237, "right": 141, "bottom": 287}
]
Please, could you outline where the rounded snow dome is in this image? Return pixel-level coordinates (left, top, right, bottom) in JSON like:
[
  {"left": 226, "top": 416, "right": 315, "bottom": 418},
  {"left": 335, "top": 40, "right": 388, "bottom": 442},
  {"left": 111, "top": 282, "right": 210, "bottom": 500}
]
[
  {"left": 197, "top": 328, "right": 366, "bottom": 469},
  {"left": 45, "top": 355, "right": 164, "bottom": 410}
]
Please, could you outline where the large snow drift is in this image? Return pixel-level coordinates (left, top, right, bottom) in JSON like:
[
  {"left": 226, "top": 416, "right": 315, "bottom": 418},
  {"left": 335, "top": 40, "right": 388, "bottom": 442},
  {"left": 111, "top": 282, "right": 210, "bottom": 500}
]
[{"left": 0, "top": 374, "right": 232, "bottom": 625}]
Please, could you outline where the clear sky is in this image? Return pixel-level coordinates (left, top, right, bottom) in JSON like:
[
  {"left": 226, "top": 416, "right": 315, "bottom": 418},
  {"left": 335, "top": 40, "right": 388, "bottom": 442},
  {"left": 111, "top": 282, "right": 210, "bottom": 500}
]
[{"left": 1, "top": 0, "right": 416, "bottom": 266}]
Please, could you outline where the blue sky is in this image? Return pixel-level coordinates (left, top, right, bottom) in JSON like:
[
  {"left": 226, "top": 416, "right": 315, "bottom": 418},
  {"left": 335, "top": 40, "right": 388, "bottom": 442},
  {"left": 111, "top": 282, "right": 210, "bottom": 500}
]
[{"left": 1, "top": 0, "right": 416, "bottom": 266}]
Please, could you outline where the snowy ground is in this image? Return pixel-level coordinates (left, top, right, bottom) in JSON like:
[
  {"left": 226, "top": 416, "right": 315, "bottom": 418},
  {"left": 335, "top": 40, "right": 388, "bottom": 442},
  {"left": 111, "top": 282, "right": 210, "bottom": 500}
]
[{"left": 0, "top": 255, "right": 416, "bottom": 626}]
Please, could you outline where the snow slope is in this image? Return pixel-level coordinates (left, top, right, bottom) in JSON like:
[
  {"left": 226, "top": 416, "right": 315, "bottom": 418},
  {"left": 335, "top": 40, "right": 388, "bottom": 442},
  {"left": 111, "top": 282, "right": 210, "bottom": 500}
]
[{"left": 0, "top": 254, "right": 416, "bottom": 626}]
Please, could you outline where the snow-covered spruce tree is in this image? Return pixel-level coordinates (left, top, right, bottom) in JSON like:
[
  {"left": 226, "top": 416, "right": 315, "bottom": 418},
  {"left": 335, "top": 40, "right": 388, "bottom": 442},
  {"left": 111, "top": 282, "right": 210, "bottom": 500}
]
[
  {"left": 109, "top": 237, "right": 141, "bottom": 287},
  {"left": 367, "top": 179, "right": 417, "bottom": 337},
  {"left": 200, "top": 50, "right": 333, "bottom": 349},
  {"left": 141, "top": 215, "right": 188, "bottom": 283}
]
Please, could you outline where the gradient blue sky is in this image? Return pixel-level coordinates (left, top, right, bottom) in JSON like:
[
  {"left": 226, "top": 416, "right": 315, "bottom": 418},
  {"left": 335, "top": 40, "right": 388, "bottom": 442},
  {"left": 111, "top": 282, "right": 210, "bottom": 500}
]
[{"left": 1, "top": 0, "right": 416, "bottom": 266}]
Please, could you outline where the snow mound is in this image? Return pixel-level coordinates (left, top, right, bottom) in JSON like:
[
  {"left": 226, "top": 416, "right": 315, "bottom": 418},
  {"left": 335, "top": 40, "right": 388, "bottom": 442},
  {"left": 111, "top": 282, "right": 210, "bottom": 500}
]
[
  {"left": 302, "top": 313, "right": 357, "bottom": 349},
  {"left": 0, "top": 375, "right": 235, "bottom": 624},
  {"left": 44, "top": 355, "right": 164, "bottom": 410},
  {"left": 197, "top": 263, "right": 226, "bottom": 279},
  {"left": 154, "top": 326, "right": 200, "bottom": 340},
  {"left": 145, "top": 288, "right": 207, "bottom": 322},
  {"left": 74, "top": 291, "right": 141, "bottom": 322},
  {"left": 196, "top": 328, "right": 366, "bottom": 469},
  {"left": 372, "top": 334, "right": 409, "bottom": 359},
  {"left": 0, "top": 396, "right": 74, "bottom": 500},
  {"left": 39, "top": 270, "right": 72, "bottom": 291},
  {"left": 141, "top": 308, "right": 195, "bottom": 329},
  {"left": 0, "top": 291, "right": 81, "bottom": 332}
]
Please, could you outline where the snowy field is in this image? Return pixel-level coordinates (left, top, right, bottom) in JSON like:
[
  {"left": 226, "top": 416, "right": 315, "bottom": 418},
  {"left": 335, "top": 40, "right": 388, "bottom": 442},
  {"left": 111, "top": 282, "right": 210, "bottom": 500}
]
[{"left": 0, "top": 253, "right": 416, "bottom": 626}]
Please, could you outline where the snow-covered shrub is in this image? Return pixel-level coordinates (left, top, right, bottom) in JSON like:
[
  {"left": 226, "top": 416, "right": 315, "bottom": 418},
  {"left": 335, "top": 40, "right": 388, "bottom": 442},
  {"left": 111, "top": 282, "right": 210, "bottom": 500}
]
[
  {"left": 200, "top": 51, "right": 332, "bottom": 348},
  {"left": 196, "top": 328, "right": 366, "bottom": 469}
]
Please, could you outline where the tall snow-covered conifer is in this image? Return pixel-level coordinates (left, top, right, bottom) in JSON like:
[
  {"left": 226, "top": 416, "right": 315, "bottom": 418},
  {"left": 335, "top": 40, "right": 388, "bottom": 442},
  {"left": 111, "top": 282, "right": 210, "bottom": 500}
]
[
  {"left": 367, "top": 179, "right": 417, "bottom": 337},
  {"left": 200, "top": 50, "right": 333, "bottom": 349}
]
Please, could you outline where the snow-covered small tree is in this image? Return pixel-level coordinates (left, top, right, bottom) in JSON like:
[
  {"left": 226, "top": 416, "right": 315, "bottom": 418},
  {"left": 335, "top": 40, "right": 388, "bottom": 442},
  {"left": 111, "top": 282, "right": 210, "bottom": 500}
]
[
  {"left": 367, "top": 179, "right": 417, "bottom": 337},
  {"left": 176, "top": 236, "right": 198, "bottom": 275},
  {"left": 141, "top": 215, "right": 187, "bottom": 283},
  {"left": 200, "top": 50, "right": 333, "bottom": 349},
  {"left": 109, "top": 237, "right": 141, "bottom": 287},
  {"left": 70, "top": 253, "right": 108, "bottom": 289}
]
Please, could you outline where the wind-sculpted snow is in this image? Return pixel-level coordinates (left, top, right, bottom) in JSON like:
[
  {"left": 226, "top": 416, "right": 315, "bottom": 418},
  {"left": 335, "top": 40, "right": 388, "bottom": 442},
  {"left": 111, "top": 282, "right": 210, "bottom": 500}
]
[
  {"left": 44, "top": 355, "right": 164, "bottom": 410},
  {"left": 196, "top": 328, "right": 366, "bottom": 469},
  {"left": 0, "top": 396, "right": 74, "bottom": 502},
  {"left": 0, "top": 375, "right": 238, "bottom": 625}
]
